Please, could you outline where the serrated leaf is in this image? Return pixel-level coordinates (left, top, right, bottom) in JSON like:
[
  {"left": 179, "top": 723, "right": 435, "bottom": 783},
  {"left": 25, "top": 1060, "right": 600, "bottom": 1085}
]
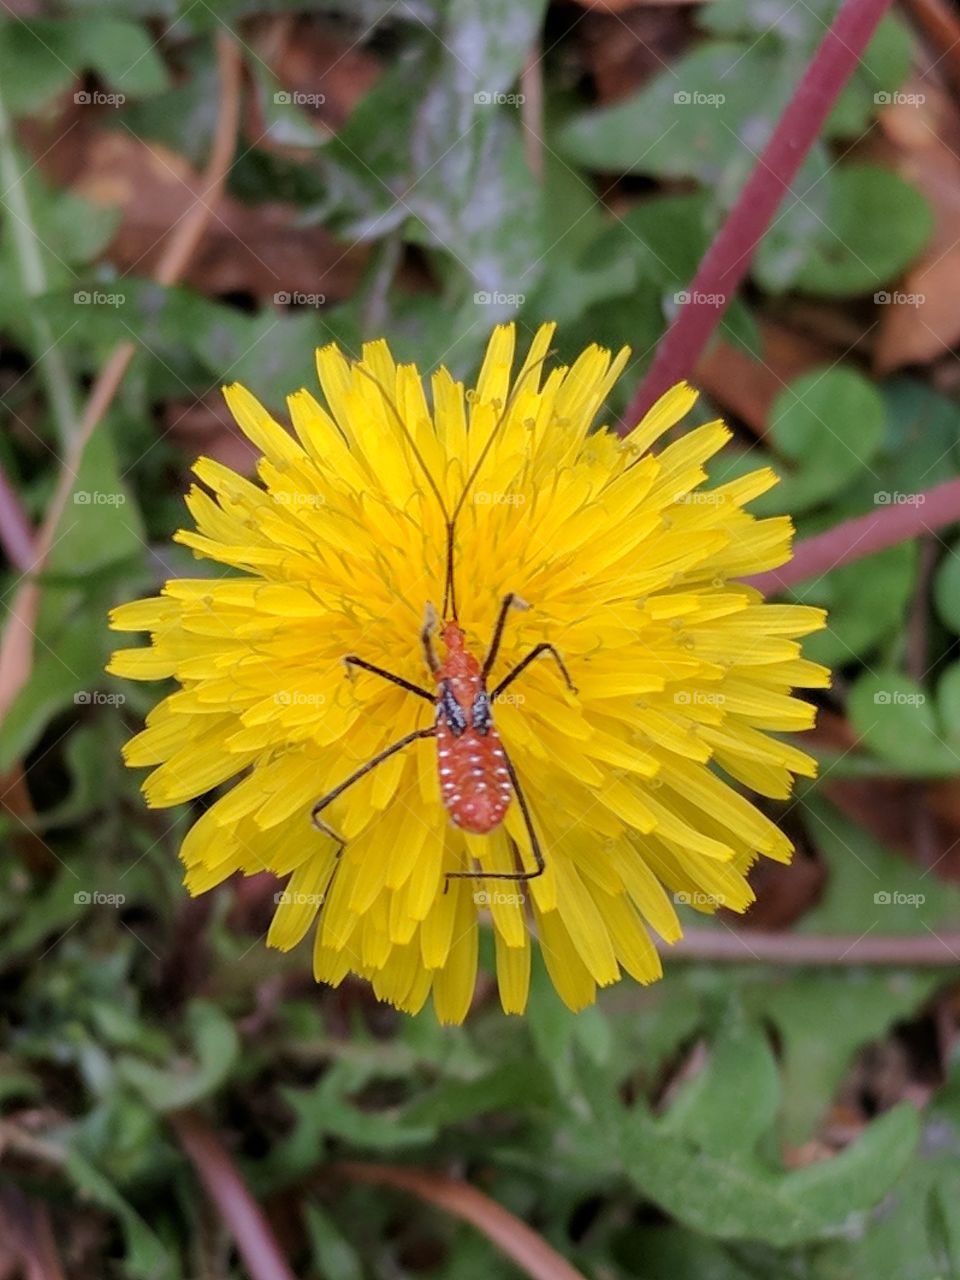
[
  {"left": 621, "top": 1101, "right": 918, "bottom": 1246},
  {"left": 117, "top": 1000, "right": 238, "bottom": 1112}
]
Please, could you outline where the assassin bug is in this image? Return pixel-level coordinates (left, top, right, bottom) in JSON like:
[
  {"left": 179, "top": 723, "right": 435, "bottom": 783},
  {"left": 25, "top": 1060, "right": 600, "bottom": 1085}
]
[{"left": 310, "top": 353, "right": 576, "bottom": 886}]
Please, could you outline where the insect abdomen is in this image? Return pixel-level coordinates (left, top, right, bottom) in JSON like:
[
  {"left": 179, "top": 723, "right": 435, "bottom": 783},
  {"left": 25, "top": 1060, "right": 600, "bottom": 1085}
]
[{"left": 437, "top": 724, "right": 512, "bottom": 833}]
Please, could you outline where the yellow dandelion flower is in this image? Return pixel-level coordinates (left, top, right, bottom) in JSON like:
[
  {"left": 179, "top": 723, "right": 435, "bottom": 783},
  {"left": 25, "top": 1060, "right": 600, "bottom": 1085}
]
[{"left": 109, "top": 323, "right": 828, "bottom": 1023}]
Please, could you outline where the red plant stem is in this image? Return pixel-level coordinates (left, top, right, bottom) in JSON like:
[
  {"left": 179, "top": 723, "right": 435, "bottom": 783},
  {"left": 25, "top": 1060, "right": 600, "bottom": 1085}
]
[
  {"left": 336, "top": 1163, "right": 588, "bottom": 1280},
  {"left": 670, "top": 928, "right": 960, "bottom": 966},
  {"left": 0, "top": 462, "right": 34, "bottom": 571},
  {"left": 746, "top": 476, "right": 960, "bottom": 594},
  {"left": 624, "top": 0, "right": 896, "bottom": 427},
  {"left": 171, "top": 1110, "right": 297, "bottom": 1280}
]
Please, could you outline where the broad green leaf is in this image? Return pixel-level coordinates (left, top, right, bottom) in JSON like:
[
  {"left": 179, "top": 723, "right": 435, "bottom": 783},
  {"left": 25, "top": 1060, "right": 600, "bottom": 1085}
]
[
  {"left": 767, "top": 366, "right": 885, "bottom": 511},
  {"left": 660, "top": 998, "right": 780, "bottom": 1156},
  {"left": 611, "top": 1223, "right": 760, "bottom": 1280},
  {"left": 0, "top": 17, "right": 169, "bottom": 116},
  {"left": 557, "top": 42, "right": 790, "bottom": 190},
  {"left": 808, "top": 1068, "right": 960, "bottom": 1280},
  {"left": 621, "top": 1101, "right": 918, "bottom": 1245},
  {"left": 755, "top": 972, "right": 938, "bottom": 1146},
  {"left": 799, "top": 796, "right": 960, "bottom": 936},
  {"left": 702, "top": 1, "right": 912, "bottom": 139},
  {"left": 935, "top": 542, "right": 960, "bottom": 635},
  {"left": 755, "top": 164, "right": 932, "bottom": 296},
  {"left": 848, "top": 671, "right": 958, "bottom": 776},
  {"left": 791, "top": 540, "right": 916, "bottom": 668}
]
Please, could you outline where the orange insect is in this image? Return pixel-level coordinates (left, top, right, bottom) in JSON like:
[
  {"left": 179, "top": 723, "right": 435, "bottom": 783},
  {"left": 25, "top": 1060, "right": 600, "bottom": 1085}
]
[{"left": 310, "top": 357, "right": 575, "bottom": 886}]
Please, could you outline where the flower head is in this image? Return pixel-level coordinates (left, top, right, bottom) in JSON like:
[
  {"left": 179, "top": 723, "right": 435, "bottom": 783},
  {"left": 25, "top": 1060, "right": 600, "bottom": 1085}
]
[{"left": 109, "top": 323, "right": 828, "bottom": 1022}]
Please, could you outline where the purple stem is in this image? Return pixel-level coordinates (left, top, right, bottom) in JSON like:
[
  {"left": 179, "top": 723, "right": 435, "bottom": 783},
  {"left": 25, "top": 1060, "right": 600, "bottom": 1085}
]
[
  {"left": 624, "top": 0, "right": 896, "bottom": 427},
  {"left": 171, "top": 1110, "right": 297, "bottom": 1280},
  {"left": 747, "top": 477, "right": 960, "bottom": 594},
  {"left": 0, "top": 462, "right": 34, "bottom": 571}
]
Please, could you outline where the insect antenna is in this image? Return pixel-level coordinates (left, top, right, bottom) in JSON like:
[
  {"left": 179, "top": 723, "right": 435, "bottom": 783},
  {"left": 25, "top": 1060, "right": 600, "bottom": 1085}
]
[{"left": 353, "top": 347, "right": 555, "bottom": 620}]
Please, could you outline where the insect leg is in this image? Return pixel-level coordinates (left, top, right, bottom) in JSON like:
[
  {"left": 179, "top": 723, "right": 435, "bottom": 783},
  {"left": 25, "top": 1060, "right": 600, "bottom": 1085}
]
[
  {"left": 421, "top": 602, "right": 440, "bottom": 674},
  {"left": 445, "top": 745, "right": 545, "bottom": 886},
  {"left": 481, "top": 592, "right": 529, "bottom": 680},
  {"left": 342, "top": 656, "right": 433, "bottom": 701},
  {"left": 311, "top": 726, "right": 437, "bottom": 846},
  {"left": 492, "top": 642, "right": 577, "bottom": 698}
]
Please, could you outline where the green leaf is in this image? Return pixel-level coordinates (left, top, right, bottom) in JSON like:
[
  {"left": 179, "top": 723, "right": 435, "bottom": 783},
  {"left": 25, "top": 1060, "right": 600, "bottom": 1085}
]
[
  {"left": 64, "top": 1149, "right": 175, "bottom": 1279},
  {"left": 755, "top": 163, "right": 933, "bottom": 296},
  {"left": 621, "top": 1101, "right": 919, "bottom": 1245},
  {"left": 0, "top": 17, "right": 169, "bottom": 116},
  {"left": 798, "top": 796, "right": 960, "bottom": 936},
  {"left": 660, "top": 997, "right": 779, "bottom": 1157},
  {"left": 934, "top": 541, "right": 960, "bottom": 634},
  {"left": 405, "top": 1062, "right": 556, "bottom": 1127},
  {"left": 767, "top": 366, "right": 885, "bottom": 511},
  {"left": 809, "top": 1067, "right": 960, "bottom": 1279},
  {"left": 303, "top": 1202, "right": 364, "bottom": 1280},
  {"left": 848, "top": 671, "right": 958, "bottom": 776},
  {"left": 755, "top": 972, "right": 938, "bottom": 1146},
  {"left": 117, "top": 1000, "right": 238, "bottom": 1112},
  {"left": 526, "top": 950, "right": 612, "bottom": 1093},
  {"left": 611, "top": 1223, "right": 755, "bottom": 1280},
  {"left": 316, "top": 1, "right": 546, "bottom": 309},
  {"left": 796, "top": 540, "right": 917, "bottom": 668},
  {"left": 557, "top": 42, "right": 791, "bottom": 191}
]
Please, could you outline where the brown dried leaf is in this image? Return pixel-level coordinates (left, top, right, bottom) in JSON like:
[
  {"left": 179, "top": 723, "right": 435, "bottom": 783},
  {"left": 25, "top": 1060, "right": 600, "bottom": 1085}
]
[
  {"left": 696, "top": 318, "right": 834, "bottom": 435},
  {"left": 873, "top": 79, "right": 960, "bottom": 371}
]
